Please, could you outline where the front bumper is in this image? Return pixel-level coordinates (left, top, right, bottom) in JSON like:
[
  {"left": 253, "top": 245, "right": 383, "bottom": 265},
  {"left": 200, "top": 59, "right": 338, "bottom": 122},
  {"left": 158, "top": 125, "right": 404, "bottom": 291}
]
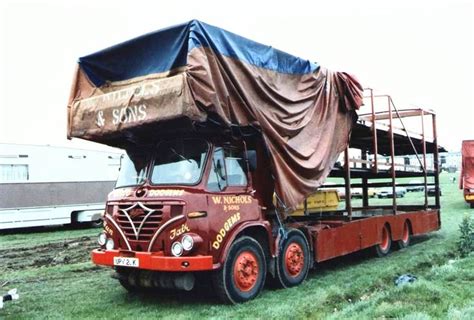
[
  {"left": 91, "top": 249, "right": 214, "bottom": 272},
  {"left": 465, "top": 194, "right": 474, "bottom": 201}
]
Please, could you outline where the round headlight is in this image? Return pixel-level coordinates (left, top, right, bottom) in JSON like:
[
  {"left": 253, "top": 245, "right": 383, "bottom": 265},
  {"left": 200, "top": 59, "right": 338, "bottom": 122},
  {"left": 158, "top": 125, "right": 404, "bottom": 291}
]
[
  {"left": 105, "top": 238, "right": 115, "bottom": 250},
  {"left": 181, "top": 234, "right": 194, "bottom": 251},
  {"left": 98, "top": 233, "right": 107, "bottom": 246},
  {"left": 171, "top": 241, "right": 184, "bottom": 257}
]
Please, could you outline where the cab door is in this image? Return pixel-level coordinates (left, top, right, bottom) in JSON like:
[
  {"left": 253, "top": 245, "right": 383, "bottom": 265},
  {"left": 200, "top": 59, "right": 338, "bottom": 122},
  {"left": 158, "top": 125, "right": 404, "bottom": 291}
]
[{"left": 206, "top": 145, "right": 259, "bottom": 252}]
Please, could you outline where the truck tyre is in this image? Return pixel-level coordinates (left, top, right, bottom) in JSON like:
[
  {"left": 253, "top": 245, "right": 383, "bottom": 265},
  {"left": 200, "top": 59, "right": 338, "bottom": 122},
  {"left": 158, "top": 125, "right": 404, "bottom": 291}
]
[
  {"left": 274, "top": 229, "right": 310, "bottom": 288},
  {"left": 212, "top": 236, "right": 266, "bottom": 304},
  {"left": 470, "top": 203, "right": 474, "bottom": 209},
  {"left": 397, "top": 221, "right": 411, "bottom": 249},
  {"left": 374, "top": 224, "right": 392, "bottom": 257}
]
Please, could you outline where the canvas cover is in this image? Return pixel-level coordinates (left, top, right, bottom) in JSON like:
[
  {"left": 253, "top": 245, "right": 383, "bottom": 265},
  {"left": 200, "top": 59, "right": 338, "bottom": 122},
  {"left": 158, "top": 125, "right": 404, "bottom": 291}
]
[
  {"left": 67, "top": 20, "right": 363, "bottom": 209},
  {"left": 460, "top": 140, "right": 474, "bottom": 190}
]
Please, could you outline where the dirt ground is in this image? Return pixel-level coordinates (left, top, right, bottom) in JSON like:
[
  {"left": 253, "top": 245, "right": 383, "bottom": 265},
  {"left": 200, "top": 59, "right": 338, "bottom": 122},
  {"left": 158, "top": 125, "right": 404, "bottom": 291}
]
[{"left": 0, "top": 235, "right": 97, "bottom": 272}]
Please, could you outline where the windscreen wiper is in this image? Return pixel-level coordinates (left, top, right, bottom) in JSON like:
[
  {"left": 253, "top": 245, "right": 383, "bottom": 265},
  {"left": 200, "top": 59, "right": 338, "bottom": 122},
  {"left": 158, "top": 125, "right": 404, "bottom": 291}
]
[{"left": 170, "top": 147, "right": 191, "bottom": 163}]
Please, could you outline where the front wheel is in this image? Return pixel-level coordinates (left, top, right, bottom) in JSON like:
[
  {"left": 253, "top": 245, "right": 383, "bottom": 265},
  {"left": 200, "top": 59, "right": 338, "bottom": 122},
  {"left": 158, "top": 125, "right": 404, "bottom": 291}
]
[
  {"left": 212, "top": 236, "right": 266, "bottom": 304},
  {"left": 273, "top": 229, "right": 311, "bottom": 288}
]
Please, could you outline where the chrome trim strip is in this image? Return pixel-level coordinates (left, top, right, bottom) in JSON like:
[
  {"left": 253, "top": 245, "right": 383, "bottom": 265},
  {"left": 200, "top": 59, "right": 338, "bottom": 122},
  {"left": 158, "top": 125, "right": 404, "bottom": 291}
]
[
  {"left": 136, "top": 202, "right": 157, "bottom": 238},
  {"left": 118, "top": 207, "right": 138, "bottom": 239},
  {"left": 147, "top": 215, "right": 185, "bottom": 252},
  {"left": 105, "top": 214, "right": 132, "bottom": 251}
]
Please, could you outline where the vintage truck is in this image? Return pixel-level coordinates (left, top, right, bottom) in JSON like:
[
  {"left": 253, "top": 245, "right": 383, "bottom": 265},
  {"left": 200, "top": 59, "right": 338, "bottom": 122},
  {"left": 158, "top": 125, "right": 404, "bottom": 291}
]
[{"left": 67, "top": 20, "right": 442, "bottom": 303}]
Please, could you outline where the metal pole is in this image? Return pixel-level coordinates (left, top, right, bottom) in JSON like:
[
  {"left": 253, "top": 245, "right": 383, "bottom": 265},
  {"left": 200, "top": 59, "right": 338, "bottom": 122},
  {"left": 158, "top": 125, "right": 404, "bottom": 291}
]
[
  {"left": 344, "top": 147, "right": 352, "bottom": 220},
  {"left": 432, "top": 114, "right": 440, "bottom": 209},
  {"left": 390, "top": 99, "right": 425, "bottom": 172},
  {"left": 362, "top": 150, "right": 369, "bottom": 208},
  {"left": 370, "top": 89, "right": 378, "bottom": 173},
  {"left": 388, "top": 97, "right": 397, "bottom": 214},
  {"left": 421, "top": 110, "right": 428, "bottom": 209}
]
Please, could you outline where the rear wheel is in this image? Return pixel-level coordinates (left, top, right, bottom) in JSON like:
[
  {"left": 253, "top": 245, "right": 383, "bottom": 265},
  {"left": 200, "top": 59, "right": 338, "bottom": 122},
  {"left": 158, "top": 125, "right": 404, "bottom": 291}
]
[
  {"left": 273, "top": 229, "right": 310, "bottom": 288},
  {"left": 212, "top": 236, "right": 266, "bottom": 304},
  {"left": 397, "top": 221, "right": 411, "bottom": 249},
  {"left": 374, "top": 224, "right": 392, "bottom": 257}
]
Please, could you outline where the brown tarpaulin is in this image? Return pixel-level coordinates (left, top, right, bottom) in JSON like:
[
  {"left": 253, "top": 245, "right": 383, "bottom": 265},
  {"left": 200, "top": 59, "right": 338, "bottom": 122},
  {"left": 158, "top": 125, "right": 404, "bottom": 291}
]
[{"left": 68, "top": 24, "right": 363, "bottom": 210}]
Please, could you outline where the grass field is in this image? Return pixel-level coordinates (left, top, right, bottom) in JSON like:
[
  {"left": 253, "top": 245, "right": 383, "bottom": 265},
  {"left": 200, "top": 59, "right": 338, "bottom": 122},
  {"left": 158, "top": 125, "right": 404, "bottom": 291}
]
[{"left": 1, "top": 172, "right": 473, "bottom": 319}]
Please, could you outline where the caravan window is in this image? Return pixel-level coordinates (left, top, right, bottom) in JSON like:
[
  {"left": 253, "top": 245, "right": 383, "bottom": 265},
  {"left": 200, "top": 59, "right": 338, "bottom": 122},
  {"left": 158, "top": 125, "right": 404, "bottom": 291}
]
[{"left": 0, "top": 164, "right": 29, "bottom": 182}]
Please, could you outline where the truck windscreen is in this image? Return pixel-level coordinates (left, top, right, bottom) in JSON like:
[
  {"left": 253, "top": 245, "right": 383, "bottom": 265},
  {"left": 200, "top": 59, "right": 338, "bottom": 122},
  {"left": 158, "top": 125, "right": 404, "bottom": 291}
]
[
  {"left": 150, "top": 139, "right": 209, "bottom": 185},
  {"left": 115, "top": 152, "right": 149, "bottom": 188}
]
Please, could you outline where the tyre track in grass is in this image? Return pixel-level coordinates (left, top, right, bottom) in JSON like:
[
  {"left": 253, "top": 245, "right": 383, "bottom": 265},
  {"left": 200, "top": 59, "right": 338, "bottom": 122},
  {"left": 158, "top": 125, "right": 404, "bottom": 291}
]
[{"left": 0, "top": 236, "right": 97, "bottom": 271}]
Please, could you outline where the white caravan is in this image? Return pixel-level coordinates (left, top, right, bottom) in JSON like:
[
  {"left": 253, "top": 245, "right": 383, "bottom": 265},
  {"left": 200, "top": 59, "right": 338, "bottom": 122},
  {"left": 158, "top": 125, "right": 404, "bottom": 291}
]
[{"left": 0, "top": 143, "right": 122, "bottom": 229}]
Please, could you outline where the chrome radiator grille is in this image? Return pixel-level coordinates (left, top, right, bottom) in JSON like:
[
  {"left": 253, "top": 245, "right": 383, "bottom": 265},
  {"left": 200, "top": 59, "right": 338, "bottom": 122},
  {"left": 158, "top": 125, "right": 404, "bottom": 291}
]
[{"left": 116, "top": 202, "right": 164, "bottom": 241}]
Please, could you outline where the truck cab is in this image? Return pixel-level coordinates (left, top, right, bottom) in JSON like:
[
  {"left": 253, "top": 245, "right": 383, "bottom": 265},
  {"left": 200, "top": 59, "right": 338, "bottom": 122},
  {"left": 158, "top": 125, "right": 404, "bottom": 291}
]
[{"left": 92, "top": 136, "right": 277, "bottom": 301}]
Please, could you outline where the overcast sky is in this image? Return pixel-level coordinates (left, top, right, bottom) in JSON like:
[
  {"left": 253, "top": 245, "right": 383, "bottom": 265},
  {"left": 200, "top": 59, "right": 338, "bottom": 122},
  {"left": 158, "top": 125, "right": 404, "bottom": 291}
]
[{"left": 0, "top": 0, "right": 472, "bottom": 152}]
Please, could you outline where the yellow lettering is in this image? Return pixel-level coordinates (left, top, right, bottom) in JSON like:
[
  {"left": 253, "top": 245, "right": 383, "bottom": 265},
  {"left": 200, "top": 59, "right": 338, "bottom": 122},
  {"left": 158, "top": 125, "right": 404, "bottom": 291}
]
[
  {"left": 149, "top": 189, "right": 184, "bottom": 197},
  {"left": 211, "top": 212, "right": 243, "bottom": 250},
  {"left": 169, "top": 223, "right": 189, "bottom": 240},
  {"left": 104, "top": 224, "right": 114, "bottom": 236},
  {"left": 219, "top": 195, "right": 253, "bottom": 206}
]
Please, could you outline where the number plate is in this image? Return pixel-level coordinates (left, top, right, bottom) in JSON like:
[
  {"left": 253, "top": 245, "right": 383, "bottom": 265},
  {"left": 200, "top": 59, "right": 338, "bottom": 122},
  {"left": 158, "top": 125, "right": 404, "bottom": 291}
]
[{"left": 113, "top": 257, "right": 139, "bottom": 267}]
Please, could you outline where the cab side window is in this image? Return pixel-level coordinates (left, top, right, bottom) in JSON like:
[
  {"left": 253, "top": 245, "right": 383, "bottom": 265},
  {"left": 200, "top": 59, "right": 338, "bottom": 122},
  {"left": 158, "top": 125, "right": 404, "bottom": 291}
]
[
  {"left": 207, "top": 146, "right": 248, "bottom": 191},
  {"left": 225, "top": 149, "right": 247, "bottom": 186},
  {"left": 207, "top": 147, "right": 227, "bottom": 192}
]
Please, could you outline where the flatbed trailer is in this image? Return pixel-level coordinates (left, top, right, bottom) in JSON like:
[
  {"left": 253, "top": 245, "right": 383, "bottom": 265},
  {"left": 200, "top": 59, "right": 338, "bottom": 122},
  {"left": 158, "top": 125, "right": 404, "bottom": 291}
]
[
  {"left": 290, "top": 90, "right": 442, "bottom": 262},
  {"left": 67, "top": 20, "right": 443, "bottom": 304}
]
